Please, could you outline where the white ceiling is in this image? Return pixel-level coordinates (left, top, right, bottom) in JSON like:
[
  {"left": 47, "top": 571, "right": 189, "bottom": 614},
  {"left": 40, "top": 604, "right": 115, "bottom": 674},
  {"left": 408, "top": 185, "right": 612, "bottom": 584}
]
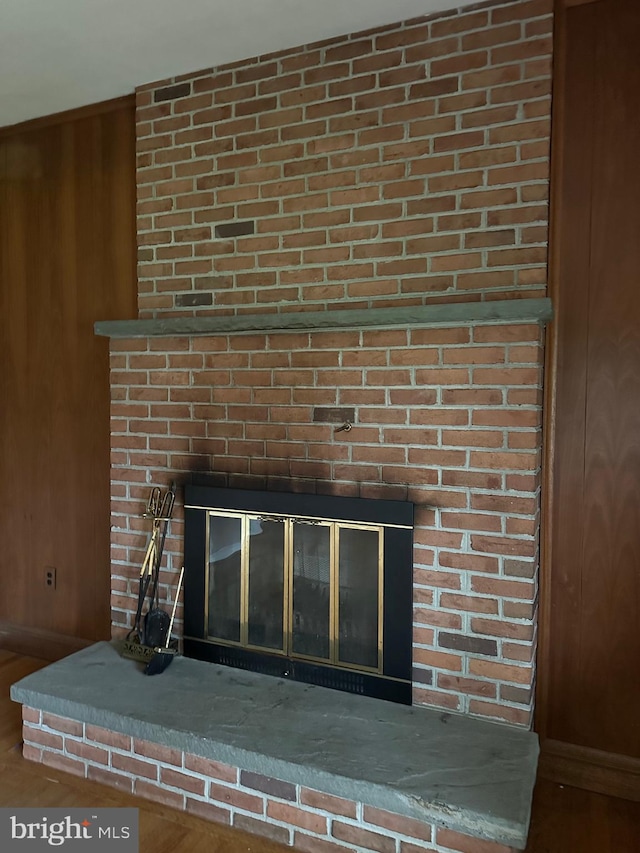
[{"left": 0, "top": 0, "right": 479, "bottom": 129}]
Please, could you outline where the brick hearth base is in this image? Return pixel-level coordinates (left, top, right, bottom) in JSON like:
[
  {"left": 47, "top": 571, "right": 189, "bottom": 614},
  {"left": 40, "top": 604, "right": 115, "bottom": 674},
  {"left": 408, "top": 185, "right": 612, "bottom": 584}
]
[
  {"left": 20, "top": 708, "right": 518, "bottom": 853},
  {"left": 11, "top": 643, "right": 537, "bottom": 853}
]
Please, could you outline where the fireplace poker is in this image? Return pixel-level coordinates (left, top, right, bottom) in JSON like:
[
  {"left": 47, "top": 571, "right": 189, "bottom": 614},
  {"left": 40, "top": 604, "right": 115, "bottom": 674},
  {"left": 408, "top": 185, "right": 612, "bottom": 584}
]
[{"left": 144, "top": 566, "right": 184, "bottom": 676}]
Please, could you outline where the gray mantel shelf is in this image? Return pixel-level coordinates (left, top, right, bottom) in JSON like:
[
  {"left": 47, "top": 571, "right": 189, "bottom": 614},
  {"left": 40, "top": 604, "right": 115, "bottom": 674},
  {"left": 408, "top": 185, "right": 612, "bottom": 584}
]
[{"left": 94, "top": 297, "right": 553, "bottom": 339}]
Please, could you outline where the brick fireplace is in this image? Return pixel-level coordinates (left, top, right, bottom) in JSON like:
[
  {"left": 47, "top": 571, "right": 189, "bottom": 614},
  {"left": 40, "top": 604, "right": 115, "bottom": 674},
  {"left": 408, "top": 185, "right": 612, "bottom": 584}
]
[
  {"left": 108, "top": 307, "right": 545, "bottom": 719},
  {"left": 108, "top": 0, "right": 551, "bottom": 727},
  {"left": 17, "top": 1, "right": 553, "bottom": 850}
]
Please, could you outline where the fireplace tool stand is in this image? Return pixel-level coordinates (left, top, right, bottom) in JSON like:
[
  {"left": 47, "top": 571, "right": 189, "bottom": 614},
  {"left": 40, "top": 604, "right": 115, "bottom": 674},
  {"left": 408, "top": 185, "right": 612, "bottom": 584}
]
[{"left": 119, "top": 483, "right": 177, "bottom": 665}]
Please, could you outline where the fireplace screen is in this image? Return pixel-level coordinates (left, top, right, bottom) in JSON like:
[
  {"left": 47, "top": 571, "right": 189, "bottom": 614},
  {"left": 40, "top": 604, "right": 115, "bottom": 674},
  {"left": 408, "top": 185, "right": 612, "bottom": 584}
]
[
  {"left": 207, "top": 514, "right": 382, "bottom": 670},
  {"left": 184, "top": 486, "right": 413, "bottom": 703}
]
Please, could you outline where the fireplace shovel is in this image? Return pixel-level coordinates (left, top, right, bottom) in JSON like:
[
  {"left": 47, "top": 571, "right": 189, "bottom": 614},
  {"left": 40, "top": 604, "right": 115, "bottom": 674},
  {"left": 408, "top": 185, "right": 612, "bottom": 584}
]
[{"left": 144, "top": 567, "right": 184, "bottom": 676}]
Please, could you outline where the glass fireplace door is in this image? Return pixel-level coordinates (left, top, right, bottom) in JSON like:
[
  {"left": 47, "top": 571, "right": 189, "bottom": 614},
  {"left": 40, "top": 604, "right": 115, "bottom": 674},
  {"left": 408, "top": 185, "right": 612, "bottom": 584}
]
[
  {"left": 185, "top": 484, "right": 414, "bottom": 704},
  {"left": 338, "top": 526, "right": 381, "bottom": 670},
  {"left": 291, "top": 522, "right": 332, "bottom": 661},
  {"left": 247, "top": 517, "right": 285, "bottom": 652},
  {"left": 207, "top": 514, "right": 242, "bottom": 643},
  {"left": 206, "top": 512, "right": 383, "bottom": 674}
]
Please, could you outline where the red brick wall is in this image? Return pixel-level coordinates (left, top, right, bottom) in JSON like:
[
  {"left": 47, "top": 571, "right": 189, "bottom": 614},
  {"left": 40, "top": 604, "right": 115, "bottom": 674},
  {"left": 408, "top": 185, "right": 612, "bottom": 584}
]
[
  {"left": 110, "top": 318, "right": 543, "bottom": 726},
  {"left": 135, "top": 0, "right": 552, "bottom": 317},
  {"left": 111, "top": 0, "right": 552, "bottom": 728}
]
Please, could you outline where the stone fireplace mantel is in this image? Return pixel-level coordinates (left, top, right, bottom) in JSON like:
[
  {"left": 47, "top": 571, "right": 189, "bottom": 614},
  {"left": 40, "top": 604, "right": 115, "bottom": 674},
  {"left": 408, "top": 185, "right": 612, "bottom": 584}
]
[{"left": 94, "top": 297, "right": 553, "bottom": 339}]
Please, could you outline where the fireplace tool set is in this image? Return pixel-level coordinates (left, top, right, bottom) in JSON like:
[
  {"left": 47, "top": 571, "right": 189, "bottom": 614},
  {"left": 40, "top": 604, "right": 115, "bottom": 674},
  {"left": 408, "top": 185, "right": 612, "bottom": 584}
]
[{"left": 119, "top": 483, "right": 183, "bottom": 674}]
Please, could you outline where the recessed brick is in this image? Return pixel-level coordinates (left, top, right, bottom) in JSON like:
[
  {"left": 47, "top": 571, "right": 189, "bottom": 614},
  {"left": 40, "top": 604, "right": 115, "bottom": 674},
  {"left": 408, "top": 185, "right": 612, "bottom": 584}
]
[
  {"left": 239, "top": 770, "right": 297, "bottom": 801},
  {"left": 410, "top": 77, "right": 459, "bottom": 100},
  {"left": 312, "top": 407, "right": 356, "bottom": 424},
  {"left": 154, "top": 83, "right": 191, "bottom": 102},
  {"left": 412, "top": 666, "right": 434, "bottom": 686},
  {"left": 175, "top": 292, "right": 213, "bottom": 307},
  {"left": 439, "top": 633, "right": 498, "bottom": 657},
  {"left": 214, "top": 220, "right": 255, "bottom": 238},
  {"left": 500, "top": 684, "right": 533, "bottom": 705}
]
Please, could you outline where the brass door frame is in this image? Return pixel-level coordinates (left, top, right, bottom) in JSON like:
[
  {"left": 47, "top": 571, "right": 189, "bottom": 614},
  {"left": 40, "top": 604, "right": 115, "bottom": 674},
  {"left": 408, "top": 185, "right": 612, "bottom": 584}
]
[{"left": 204, "top": 509, "right": 392, "bottom": 676}]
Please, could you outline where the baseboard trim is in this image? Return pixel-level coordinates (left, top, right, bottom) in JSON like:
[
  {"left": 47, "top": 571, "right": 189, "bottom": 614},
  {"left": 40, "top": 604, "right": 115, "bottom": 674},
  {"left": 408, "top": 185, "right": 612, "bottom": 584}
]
[
  {"left": 0, "top": 621, "right": 94, "bottom": 662},
  {"left": 538, "top": 738, "right": 640, "bottom": 802}
]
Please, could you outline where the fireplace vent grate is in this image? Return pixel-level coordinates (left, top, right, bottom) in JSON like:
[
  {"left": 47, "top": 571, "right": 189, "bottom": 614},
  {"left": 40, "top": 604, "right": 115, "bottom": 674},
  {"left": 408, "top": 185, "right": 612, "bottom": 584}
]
[
  {"left": 217, "top": 648, "right": 284, "bottom": 678},
  {"left": 214, "top": 648, "right": 365, "bottom": 692}
]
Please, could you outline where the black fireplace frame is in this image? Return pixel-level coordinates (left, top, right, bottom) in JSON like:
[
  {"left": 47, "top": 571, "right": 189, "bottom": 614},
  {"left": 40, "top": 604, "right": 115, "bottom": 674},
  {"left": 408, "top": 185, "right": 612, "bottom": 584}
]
[{"left": 183, "top": 485, "right": 413, "bottom": 704}]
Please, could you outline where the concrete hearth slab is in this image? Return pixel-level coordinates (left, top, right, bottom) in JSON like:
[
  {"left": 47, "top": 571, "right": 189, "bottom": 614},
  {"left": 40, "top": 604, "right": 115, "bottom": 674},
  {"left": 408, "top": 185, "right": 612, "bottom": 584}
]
[{"left": 11, "top": 642, "right": 538, "bottom": 849}]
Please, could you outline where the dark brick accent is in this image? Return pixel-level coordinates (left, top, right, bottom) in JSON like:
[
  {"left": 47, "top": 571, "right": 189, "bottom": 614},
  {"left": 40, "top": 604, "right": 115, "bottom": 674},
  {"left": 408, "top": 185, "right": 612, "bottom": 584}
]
[
  {"left": 312, "top": 407, "right": 356, "bottom": 424},
  {"left": 215, "top": 221, "right": 255, "bottom": 238},
  {"left": 239, "top": 770, "right": 296, "bottom": 801},
  {"left": 503, "top": 559, "right": 536, "bottom": 578},
  {"left": 154, "top": 83, "right": 191, "bottom": 102},
  {"left": 233, "top": 814, "right": 290, "bottom": 845},
  {"left": 500, "top": 685, "right": 533, "bottom": 705},
  {"left": 175, "top": 292, "right": 213, "bottom": 308},
  {"left": 439, "top": 633, "right": 498, "bottom": 657},
  {"left": 409, "top": 77, "right": 459, "bottom": 100},
  {"left": 412, "top": 667, "right": 433, "bottom": 686}
]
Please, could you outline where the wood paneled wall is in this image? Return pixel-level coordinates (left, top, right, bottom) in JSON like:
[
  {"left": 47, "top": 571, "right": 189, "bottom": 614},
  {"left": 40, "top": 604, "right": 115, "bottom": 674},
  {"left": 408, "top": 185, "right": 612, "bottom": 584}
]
[
  {"left": 0, "top": 98, "right": 137, "bottom": 656},
  {"left": 539, "top": 0, "right": 640, "bottom": 798}
]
